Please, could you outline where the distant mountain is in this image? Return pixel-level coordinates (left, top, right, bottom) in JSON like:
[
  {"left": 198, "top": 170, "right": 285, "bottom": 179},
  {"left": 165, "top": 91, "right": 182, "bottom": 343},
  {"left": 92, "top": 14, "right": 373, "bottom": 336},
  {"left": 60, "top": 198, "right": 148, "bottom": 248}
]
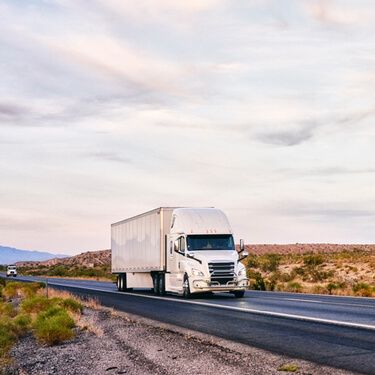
[
  {"left": 16, "top": 249, "right": 110, "bottom": 268},
  {"left": 0, "top": 245, "right": 68, "bottom": 265}
]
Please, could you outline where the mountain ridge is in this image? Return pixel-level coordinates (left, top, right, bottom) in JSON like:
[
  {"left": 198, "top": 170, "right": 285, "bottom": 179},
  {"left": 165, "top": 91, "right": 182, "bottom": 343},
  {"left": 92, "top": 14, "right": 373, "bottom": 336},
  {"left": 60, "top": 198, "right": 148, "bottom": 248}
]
[{"left": 0, "top": 245, "right": 68, "bottom": 265}]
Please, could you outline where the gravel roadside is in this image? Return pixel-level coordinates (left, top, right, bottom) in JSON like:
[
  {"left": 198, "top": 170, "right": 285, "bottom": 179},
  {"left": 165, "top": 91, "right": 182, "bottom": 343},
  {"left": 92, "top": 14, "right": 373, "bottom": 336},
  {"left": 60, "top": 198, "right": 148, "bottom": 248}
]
[{"left": 5, "top": 308, "right": 356, "bottom": 375}]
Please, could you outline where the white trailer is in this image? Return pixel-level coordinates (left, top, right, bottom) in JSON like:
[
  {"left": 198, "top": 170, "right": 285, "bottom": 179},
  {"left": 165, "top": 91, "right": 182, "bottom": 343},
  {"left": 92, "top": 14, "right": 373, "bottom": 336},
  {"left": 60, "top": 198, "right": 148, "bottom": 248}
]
[{"left": 111, "top": 207, "right": 248, "bottom": 297}]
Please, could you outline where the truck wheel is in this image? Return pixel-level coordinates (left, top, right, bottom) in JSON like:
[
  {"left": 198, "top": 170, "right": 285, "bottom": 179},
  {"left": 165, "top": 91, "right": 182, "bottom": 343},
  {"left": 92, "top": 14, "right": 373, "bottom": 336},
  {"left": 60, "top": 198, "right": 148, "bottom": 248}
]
[
  {"left": 233, "top": 290, "right": 245, "bottom": 298},
  {"left": 182, "top": 274, "right": 191, "bottom": 298},
  {"left": 158, "top": 274, "right": 166, "bottom": 296},
  {"left": 117, "top": 274, "right": 127, "bottom": 292},
  {"left": 153, "top": 274, "right": 160, "bottom": 295}
]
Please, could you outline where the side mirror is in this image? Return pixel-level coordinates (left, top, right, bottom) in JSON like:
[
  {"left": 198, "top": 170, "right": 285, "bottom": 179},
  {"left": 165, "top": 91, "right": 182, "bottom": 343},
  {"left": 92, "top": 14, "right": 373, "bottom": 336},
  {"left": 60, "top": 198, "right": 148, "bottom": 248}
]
[{"left": 239, "top": 239, "right": 245, "bottom": 253}]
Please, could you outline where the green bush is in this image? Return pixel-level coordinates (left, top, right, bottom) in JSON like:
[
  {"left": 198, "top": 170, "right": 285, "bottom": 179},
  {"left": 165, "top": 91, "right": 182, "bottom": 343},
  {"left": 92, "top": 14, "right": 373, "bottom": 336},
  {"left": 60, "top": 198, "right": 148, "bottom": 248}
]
[
  {"left": 12, "top": 314, "right": 32, "bottom": 336},
  {"left": 303, "top": 254, "right": 324, "bottom": 267},
  {"left": 248, "top": 271, "right": 266, "bottom": 291},
  {"left": 2, "top": 282, "right": 23, "bottom": 298},
  {"left": 286, "top": 282, "right": 302, "bottom": 293},
  {"left": 0, "top": 319, "right": 17, "bottom": 359},
  {"left": 246, "top": 255, "right": 259, "bottom": 268},
  {"left": 20, "top": 296, "right": 54, "bottom": 314},
  {"left": 352, "top": 283, "right": 373, "bottom": 297},
  {"left": 0, "top": 302, "right": 16, "bottom": 318},
  {"left": 34, "top": 307, "right": 75, "bottom": 345},
  {"left": 259, "top": 254, "right": 281, "bottom": 272}
]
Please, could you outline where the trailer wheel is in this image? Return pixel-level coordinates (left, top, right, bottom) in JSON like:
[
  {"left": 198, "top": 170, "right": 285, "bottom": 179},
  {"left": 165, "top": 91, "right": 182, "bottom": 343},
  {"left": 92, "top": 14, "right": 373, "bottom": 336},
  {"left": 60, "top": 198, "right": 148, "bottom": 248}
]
[
  {"left": 182, "top": 274, "right": 191, "bottom": 298},
  {"left": 117, "top": 274, "right": 127, "bottom": 292},
  {"left": 153, "top": 274, "right": 160, "bottom": 295},
  {"left": 158, "top": 274, "right": 166, "bottom": 296}
]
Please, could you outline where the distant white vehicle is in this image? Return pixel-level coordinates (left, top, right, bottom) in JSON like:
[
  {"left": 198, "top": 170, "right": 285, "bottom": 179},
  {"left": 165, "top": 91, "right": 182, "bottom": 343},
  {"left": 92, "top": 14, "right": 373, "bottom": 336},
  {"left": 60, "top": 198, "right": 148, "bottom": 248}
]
[
  {"left": 6, "top": 265, "right": 17, "bottom": 277},
  {"left": 111, "top": 207, "right": 249, "bottom": 298}
]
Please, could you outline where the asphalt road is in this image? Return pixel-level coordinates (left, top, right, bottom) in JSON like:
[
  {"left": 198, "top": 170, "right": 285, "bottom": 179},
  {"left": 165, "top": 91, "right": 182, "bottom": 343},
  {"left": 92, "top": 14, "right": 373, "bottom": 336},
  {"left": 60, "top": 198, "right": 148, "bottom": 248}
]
[{"left": 3, "top": 274, "right": 375, "bottom": 374}]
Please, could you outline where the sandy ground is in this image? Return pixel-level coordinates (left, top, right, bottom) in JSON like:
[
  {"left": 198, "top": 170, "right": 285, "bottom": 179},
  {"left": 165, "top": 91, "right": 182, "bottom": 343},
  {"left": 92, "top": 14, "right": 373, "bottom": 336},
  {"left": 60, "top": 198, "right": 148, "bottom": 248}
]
[{"left": 2, "top": 307, "right": 358, "bottom": 375}]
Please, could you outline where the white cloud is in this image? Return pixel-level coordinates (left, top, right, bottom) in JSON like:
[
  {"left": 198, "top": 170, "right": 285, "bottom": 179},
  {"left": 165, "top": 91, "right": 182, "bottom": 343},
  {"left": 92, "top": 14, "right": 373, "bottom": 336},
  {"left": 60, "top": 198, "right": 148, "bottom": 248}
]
[{"left": 0, "top": 0, "right": 375, "bottom": 252}]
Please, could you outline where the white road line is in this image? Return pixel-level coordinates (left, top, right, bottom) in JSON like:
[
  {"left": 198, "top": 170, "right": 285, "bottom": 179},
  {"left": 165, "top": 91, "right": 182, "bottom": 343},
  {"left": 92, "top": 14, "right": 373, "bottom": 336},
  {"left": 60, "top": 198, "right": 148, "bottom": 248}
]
[
  {"left": 46, "top": 280, "right": 375, "bottom": 331},
  {"left": 280, "top": 298, "right": 375, "bottom": 308}
]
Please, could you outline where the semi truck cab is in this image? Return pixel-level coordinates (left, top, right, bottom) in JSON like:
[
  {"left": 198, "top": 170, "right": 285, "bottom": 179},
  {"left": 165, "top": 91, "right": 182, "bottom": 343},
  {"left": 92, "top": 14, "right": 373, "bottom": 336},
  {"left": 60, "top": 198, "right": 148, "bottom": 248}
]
[{"left": 165, "top": 208, "right": 248, "bottom": 297}]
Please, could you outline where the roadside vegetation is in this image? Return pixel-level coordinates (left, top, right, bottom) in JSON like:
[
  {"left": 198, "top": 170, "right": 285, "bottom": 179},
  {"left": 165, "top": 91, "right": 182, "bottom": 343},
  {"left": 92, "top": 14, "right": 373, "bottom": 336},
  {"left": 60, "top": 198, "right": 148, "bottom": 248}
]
[
  {"left": 0, "top": 279, "right": 83, "bottom": 370},
  {"left": 245, "top": 249, "right": 375, "bottom": 297},
  {"left": 17, "top": 264, "right": 115, "bottom": 281}
]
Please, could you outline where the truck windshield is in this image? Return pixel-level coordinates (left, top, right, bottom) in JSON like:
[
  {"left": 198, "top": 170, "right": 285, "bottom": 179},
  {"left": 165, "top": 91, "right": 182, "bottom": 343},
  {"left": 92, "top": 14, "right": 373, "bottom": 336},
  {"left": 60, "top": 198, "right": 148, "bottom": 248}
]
[{"left": 187, "top": 235, "right": 235, "bottom": 251}]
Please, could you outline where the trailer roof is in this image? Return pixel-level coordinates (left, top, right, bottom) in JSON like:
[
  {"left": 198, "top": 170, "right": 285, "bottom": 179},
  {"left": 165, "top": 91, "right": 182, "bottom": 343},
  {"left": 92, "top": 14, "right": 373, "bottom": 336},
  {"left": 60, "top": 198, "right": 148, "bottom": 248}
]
[{"left": 111, "top": 207, "right": 180, "bottom": 227}]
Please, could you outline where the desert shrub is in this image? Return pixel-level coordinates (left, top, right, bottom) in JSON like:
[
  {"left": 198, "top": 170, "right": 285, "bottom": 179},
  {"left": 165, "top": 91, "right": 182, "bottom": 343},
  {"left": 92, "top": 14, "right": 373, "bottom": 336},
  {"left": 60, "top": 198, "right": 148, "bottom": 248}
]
[
  {"left": 20, "top": 295, "right": 55, "bottom": 314},
  {"left": 2, "top": 282, "right": 23, "bottom": 299},
  {"left": 49, "top": 265, "right": 69, "bottom": 277},
  {"left": 303, "top": 254, "right": 324, "bottom": 267},
  {"left": 0, "top": 302, "right": 16, "bottom": 318},
  {"left": 259, "top": 254, "right": 281, "bottom": 272},
  {"left": 286, "top": 282, "right": 302, "bottom": 293},
  {"left": 266, "top": 276, "right": 277, "bottom": 291},
  {"left": 293, "top": 267, "right": 306, "bottom": 277},
  {"left": 278, "top": 363, "right": 299, "bottom": 372},
  {"left": 352, "top": 283, "right": 373, "bottom": 297},
  {"left": 308, "top": 269, "right": 335, "bottom": 282},
  {"left": 279, "top": 271, "right": 296, "bottom": 283},
  {"left": 326, "top": 282, "right": 346, "bottom": 295},
  {"left": 246, "top": 255, "right": 259, "bottom": 268},
  {"left": 34, "top": 307, "right": 75, "bottom": 345},
  {"left": 12, "top": 314, "right": 32, "bottom": 336},
  {"left": 248, "top": 271, "right": 266, "bottom": 291},
  {"left": 61, "top": 298, "right": 83, "bottom": 313},
  {"left": 0, "top": 319, "right": 16, "bottom": 358},
  {"left": 20, "top": 282, "right": 44, "bottom": 298},
  {"left": 312, "top": 285, "right": 329, "bottom": 294}
]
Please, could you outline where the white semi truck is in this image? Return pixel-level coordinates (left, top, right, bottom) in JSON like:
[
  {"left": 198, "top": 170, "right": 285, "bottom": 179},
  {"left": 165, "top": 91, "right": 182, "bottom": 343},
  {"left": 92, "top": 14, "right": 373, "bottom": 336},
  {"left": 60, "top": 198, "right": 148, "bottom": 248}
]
[
  {"left": 6, "top": 265, "right": 17, "bottom": 277},
  {"left": 111, "top": 207, "right": 248, "bottom": 298}
]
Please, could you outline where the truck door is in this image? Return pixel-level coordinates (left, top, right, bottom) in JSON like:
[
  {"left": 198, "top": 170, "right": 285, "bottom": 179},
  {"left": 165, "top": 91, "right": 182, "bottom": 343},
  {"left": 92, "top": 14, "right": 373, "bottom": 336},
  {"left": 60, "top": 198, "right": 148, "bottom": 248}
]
[{"left": 166, "top": 235, "right": 185, "bottom": 290}]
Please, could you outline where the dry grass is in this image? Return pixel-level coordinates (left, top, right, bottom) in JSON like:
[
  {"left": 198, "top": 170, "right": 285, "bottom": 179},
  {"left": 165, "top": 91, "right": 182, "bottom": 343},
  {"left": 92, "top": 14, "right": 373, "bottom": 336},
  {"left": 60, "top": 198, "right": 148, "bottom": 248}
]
[
  {"left": 246, "top": 250, "right": 375, "bottom": 297},
  {"left": 46, "top": 288, "right": 104, "bottom": 336}
]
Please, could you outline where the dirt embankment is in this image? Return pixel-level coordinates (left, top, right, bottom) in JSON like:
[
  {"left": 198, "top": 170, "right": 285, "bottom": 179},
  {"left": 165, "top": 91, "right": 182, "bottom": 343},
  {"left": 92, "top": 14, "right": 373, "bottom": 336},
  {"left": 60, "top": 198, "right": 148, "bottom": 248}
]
[{"left": 6, "top": 307, "right": 352, "bottom": 375}]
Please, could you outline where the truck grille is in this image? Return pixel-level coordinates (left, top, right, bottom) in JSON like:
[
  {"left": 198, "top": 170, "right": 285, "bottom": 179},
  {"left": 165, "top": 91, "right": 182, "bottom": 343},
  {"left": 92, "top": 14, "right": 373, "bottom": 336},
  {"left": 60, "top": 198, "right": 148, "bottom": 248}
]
[{"left": 208, "top": 262, "right": 235, "bottom": 285}]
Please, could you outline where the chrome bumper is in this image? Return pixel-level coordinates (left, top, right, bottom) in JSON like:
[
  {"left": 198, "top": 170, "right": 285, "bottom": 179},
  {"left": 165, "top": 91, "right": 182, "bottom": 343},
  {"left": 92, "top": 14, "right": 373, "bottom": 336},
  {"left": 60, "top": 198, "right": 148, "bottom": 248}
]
[{"left": 192, "top": 278, "right": 248, "bottom": 291}]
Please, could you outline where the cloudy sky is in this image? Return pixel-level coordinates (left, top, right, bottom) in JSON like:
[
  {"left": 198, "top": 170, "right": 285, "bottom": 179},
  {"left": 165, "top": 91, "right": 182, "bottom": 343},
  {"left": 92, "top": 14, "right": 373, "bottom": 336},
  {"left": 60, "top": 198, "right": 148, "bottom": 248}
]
[{"left": 1, "top": 0, "right": 375, "bottom": 254}]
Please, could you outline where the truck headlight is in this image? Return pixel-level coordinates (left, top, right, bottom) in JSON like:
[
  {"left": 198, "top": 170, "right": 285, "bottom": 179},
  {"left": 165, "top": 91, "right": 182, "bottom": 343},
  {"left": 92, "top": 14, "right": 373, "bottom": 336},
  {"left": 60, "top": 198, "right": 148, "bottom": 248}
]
[
  {"left": 237, "top": 268, "right": 247, "bottom": 277},
  {"left": 191, "top": 268, "right": 205, "bottom": 277}
]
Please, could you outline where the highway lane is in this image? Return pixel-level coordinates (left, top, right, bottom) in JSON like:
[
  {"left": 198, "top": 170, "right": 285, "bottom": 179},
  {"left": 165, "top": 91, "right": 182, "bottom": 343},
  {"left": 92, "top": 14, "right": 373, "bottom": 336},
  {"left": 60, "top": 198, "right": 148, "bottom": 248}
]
[
  {"left": 2, "top": 274, "right": 375, "bottom": 374},
  {"left": 8, "top": 274, "right": 375, "bottom": 327}
]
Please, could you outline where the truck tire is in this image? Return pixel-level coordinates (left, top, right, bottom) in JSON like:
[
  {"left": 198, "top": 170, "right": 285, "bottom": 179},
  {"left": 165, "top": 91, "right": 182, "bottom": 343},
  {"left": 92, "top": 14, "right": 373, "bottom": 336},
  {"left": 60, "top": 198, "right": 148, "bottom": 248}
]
[
  {"left": 158, "top": 274, "right": 166, "bottom": 296},
  {"left": 153, "top": 274, "right": 160, "bottom": 295},
  {"left": 117, "top": 273, "right": 127, "bottom": 292},
  {"left": 182, "top": 274, "right": 191, "bottom": 298},
  {"left": 233, "top": 290, "right": 245, "bottom": 298}
]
